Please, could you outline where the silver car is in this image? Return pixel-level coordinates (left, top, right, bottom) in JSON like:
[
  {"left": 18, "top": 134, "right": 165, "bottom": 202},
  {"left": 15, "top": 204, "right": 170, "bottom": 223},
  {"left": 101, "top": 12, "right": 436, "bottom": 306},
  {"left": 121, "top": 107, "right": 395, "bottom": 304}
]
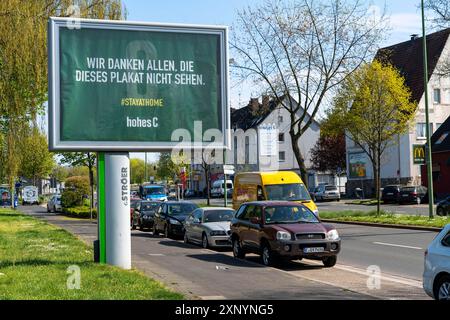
[
  {"left": 47, "top": 195, "right": 62, "bottom": 213},
  {"left": 184, "top": 207, "right": 234, "bottom": 249},
  {"left": 314, "top": 185, "right": 340, "bottom": 201}
]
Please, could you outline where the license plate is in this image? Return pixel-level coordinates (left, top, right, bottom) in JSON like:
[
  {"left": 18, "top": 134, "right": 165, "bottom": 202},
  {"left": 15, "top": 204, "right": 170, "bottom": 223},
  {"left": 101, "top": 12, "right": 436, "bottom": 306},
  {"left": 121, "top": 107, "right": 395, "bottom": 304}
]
[
  {"left": 387, "top": 193, "right": 393, "bottom": 195},
  {"left": 402, "top": 194, "right": 408, "bottom": 197},
  {"left": 303, "top": 247, "right": 324, "bottom": 253}
]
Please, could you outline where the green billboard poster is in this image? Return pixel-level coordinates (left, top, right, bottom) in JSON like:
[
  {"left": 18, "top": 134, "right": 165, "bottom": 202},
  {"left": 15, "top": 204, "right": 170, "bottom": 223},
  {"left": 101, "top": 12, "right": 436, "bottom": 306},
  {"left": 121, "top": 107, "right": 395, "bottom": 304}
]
[{"left": 48, "top": 18, "right": 230, "bottom": 151}]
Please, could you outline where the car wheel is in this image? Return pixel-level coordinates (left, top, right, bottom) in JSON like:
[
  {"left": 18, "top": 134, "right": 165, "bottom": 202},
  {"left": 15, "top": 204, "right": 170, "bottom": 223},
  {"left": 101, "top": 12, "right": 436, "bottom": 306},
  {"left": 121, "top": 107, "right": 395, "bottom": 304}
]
[
  {"left": 434, "top": 275, "right": 450, "bottom": 301},
  {"left": 437, "top": 207, "right": 445, "bottom": 216},
  {"left": 232, "top": 238, "right": 245, "bottom": 259},
  {"left": 322, "top": 255, "right": 337, "bottom": 268},
  {"left": 261, "top": 243, "right": 276, "bottom": 267},
  {"left": 202, "top": 234, "right": 209, "bottom": 249}
]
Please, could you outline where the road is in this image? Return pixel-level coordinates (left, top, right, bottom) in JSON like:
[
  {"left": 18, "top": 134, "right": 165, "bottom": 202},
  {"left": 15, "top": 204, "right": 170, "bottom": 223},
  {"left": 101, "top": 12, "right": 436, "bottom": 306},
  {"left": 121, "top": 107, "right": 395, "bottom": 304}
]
[
  {"left": 21, "top": 205, "right": 434, "bottom": 300},
  {"left": 190, "top": 197, "right": 432, "bottom": 216}
]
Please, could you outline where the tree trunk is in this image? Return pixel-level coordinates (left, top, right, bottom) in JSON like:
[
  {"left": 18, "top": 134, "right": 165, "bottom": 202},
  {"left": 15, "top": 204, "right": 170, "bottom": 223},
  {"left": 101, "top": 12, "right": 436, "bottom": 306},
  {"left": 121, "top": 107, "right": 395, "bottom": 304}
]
[
  {"left": 376, "top": 151, "right": 381, "bottom": 216},
  {"left": 372, "top": 158, "right": 380, "bottom": 216},
  {"left": 205, "top": 167, "right": 211, "bottom": 206},
  {"left": 290, "top": 132, "right": 308, "bottom": 187}
]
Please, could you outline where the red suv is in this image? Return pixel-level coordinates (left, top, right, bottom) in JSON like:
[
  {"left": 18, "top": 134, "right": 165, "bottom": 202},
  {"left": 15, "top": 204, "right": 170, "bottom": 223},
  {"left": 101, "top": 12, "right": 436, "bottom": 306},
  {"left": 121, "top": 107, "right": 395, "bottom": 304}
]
[{"left": 230, "top": 201, "right": 341, "bottom": 267}]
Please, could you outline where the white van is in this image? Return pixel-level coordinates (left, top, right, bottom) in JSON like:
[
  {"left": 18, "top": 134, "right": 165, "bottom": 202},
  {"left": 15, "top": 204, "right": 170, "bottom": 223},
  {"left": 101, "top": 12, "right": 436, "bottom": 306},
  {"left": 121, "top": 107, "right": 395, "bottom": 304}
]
[
  {"left": 211, "top": 179, "right": 233, "bottom": 198},
  {"left": 22, "top": 186, "right": 39, "bottom": 205}
]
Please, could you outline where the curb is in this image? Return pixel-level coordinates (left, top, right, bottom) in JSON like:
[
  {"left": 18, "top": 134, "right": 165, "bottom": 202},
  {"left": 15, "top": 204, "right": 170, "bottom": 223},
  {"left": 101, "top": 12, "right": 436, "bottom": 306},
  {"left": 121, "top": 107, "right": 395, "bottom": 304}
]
[{"left": 321, "top": 219, "right": 443, "bottom": 232}]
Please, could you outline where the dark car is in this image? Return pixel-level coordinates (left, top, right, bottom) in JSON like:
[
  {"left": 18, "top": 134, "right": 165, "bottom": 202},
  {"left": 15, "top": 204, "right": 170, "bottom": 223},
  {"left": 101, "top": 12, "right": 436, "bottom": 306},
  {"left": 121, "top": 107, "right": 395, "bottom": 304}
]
[
  {"left": 399, "top": 186, "right": 428, "bottom": 204},
  {"left": 436, "top": 196, "right": 450, "bottom": 216},
  {"left": 130, "top": 198, "right": 142, "bottom": 230},
  {"left": 137, "top": 201, "right": 162, "bottom": 231},
  {"left": 230, "top": 201, "right": 341, "bottom": 267},
  {"left": 153, "top": 201, "right": 199, "bottom": 238},
  {"left": 381, "top": 185, "right": 402, "bottom": 203}
]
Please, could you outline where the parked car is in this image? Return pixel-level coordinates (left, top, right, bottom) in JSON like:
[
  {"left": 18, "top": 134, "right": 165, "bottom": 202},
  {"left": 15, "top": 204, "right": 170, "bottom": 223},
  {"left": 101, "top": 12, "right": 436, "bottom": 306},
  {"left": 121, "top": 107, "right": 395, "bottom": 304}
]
[
  {"left": 230, "top": 201, "right": 340, "bottom": 267},
  {"left": 167, "top": 187, "right": 177, "bottom": 200},
  {"left": 137, "top": 201, "right": 162, "bottom": 231},
  {"left": 184, "top": 207, "right": 235, "bottom": 248},
  {"left": 47, "top": 195, "right": 62, "bottom": 213},
  {"left": 423, "top": 224, "right": 450, "bottom": 300},
  {"left": 130, "top": 198, "right": 141, "bottom": 230},
  {"left": 436, "top": 196, "right": 450, "bottom": 216},
  {"left": 399, "top": 186, "right": 428, "bottom": 204},
  {"left": 314, "top": 185, "right": 340, "bottom": 202},
  {"left": 211, "top": 179, "right": 233, "bottom": 198},
  {"left": 153, "top": 201, "right": 199, "bottom": 238},
  {"left": 381, "top": 185, "right": 402, "bottom": 204}
]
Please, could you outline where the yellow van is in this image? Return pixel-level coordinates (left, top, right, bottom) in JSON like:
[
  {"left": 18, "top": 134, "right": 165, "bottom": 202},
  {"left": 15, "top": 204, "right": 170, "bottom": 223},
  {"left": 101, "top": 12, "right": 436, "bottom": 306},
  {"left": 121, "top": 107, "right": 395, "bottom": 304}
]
[{"left": 232, "top": 171, "right": 318, "bottom": 215}]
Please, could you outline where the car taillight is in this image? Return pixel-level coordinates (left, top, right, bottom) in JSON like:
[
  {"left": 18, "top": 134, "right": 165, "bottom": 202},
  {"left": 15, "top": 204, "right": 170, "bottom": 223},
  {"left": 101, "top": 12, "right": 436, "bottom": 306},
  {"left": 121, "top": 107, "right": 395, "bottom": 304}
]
[{"left": 411, "top": 192, "right": 417, "bottom": 196}]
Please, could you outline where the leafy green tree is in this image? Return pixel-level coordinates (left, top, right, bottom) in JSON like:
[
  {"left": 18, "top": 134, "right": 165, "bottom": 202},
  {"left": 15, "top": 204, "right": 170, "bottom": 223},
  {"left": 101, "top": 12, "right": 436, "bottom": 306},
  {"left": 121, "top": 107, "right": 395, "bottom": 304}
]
[
  {"left": 19, "top": 128, "right": 55, "bottom": 186},
  {"left": 61, "top": 175, "right": 90, "bottom": 208},
  {"left": 156, "top": 152, "right": 190, "bottom": 184},
  {"left": 0, "top": 0, "right": 125, "bottom": 207},
  {"left": 324, "top": 61, "right": 416, "bottom": 214},
  {"left": 130, "top": 158, "right": 157, "bottom": 184}
]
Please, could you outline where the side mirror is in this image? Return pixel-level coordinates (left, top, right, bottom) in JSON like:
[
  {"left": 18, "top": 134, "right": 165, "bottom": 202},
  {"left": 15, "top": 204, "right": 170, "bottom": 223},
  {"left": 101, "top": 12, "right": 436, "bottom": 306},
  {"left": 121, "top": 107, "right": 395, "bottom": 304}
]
[{"left": 250, "top": 217, "right": 261, "bottom": 225}]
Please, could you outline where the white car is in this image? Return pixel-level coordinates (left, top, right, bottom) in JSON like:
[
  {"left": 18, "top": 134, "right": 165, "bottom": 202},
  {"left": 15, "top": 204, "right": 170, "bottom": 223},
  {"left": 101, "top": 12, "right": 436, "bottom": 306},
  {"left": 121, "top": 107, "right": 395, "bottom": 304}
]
[
  {"left": 47, "top": 195, "right": 62, "bottom": 213},
  {"left": 423, "top": 224, "right": 450, "bottom": 300}
]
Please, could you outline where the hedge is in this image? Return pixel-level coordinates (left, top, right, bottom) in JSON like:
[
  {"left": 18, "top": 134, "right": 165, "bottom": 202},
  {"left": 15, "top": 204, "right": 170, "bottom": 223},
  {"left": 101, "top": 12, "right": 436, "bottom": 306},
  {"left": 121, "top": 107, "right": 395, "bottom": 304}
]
[{"left": 63, "top": 206, "right": 97, "bottom": 219}]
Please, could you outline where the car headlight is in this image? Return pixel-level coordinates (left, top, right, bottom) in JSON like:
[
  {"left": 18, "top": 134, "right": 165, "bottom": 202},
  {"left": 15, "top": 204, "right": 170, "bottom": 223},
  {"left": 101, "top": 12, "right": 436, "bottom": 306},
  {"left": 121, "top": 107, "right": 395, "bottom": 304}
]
[
  {"left": 326, "top": 229, "right": 339, "bottom": 241},
  {"left": 169, "top": 219, "right": 181, "bottom": 225},
  {"left": 276, "top": 231, "right": 291, "bottom": 241},
  {"left": 210, "top": 230, "right": 227, "bottom": 236}
]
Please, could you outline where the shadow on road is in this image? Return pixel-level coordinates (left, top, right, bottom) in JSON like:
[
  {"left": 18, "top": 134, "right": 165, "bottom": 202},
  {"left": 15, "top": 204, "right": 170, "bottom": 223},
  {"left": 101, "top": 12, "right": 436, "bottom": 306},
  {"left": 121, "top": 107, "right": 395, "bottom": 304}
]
[{"left": 186, "top": 253, "right": 266, "bottom": 269}]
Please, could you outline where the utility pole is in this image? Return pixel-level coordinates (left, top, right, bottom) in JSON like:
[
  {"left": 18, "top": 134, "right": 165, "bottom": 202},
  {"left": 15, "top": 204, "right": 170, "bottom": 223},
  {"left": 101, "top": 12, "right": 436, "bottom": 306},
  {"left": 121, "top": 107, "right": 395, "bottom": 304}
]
[{"left": 421, "top": 0, "right": 434, "bottom": 219}]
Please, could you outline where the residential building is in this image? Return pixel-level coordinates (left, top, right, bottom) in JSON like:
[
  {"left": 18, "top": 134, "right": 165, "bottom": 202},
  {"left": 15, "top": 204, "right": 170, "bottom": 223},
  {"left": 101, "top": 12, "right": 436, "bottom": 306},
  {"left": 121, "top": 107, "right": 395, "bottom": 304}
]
[{"left": 345, "top": 28, "right": 450, "bottom": 197}]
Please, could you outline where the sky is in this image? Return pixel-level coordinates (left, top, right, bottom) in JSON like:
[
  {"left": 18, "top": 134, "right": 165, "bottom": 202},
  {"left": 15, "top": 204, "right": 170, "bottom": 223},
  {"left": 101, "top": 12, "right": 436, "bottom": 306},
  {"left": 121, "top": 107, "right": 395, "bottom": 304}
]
[{"left": 120, "top": 0, "right": 426, "bottom": 162}]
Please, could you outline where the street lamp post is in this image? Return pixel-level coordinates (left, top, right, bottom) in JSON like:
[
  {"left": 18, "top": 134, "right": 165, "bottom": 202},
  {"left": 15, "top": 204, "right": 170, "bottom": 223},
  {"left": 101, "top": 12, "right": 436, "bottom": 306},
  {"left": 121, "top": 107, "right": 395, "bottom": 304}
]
[{"left": 421, "top": 0, "right": 435, "bottom": 219}]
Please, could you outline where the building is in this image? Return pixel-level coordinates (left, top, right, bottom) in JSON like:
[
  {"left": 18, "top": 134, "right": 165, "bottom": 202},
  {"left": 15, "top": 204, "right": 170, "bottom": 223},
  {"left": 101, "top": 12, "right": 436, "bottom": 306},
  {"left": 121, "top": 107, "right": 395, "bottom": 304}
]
[
  {"left": 190, "top": 95, "right": 345, "bottom": 193},
  {"left": 421, "top": 115, "right": 450, "bottom": 199},
  {"left": 345, "top": 29, "right": 450, "bottom": 197}
]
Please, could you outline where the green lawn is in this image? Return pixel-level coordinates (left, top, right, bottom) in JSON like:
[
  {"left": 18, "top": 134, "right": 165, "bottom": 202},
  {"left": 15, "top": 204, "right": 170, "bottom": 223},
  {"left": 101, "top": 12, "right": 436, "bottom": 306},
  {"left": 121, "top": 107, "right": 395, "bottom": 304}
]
[
  {"left": 320, "top": 210, "right": 450, "bottom": 228},
  {"left": 0, "top": 208, "right": 183, "bottom": 300}
]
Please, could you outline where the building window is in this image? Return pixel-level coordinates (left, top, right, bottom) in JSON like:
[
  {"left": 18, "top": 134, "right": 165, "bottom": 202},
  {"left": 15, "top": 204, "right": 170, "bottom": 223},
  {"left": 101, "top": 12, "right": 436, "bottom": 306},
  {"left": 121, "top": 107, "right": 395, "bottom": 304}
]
[
  {"left": 278, "top": 115, "right": 283, "bottom": 123},
  {"left": 433, "top": 88, "right": 441, "bottom": 104},
  {"left": 416, "top": 123, "right": 433, "bottom": 139},
  {"left": 279, "top": 151, "right": 286, "bottom": 162},
  {"left": 278, "top": 133, "right": 285, "bottom": 142}
]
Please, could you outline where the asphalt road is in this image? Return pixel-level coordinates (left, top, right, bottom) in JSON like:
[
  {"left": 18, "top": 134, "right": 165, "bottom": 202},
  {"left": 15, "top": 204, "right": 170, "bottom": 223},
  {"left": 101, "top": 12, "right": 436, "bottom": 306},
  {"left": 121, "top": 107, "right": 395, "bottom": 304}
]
[{"left": 20, "top": 205, "right": 434, "bottom": 300}]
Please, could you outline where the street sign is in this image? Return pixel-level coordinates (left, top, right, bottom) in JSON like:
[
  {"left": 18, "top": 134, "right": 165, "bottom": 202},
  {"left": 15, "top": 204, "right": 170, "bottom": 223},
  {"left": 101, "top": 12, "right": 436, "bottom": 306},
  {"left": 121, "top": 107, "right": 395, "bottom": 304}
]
[
  {"left": 48, "top": 18, "right": 230, "bottom": 151},
  {"left": 413, "top": 144, "right": 426, "bottom": 164}
]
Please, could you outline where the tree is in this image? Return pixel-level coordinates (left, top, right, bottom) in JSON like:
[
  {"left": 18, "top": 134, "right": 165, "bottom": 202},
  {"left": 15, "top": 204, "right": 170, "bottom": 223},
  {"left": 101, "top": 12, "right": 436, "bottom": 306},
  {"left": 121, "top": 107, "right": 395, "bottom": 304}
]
[
  {"left": 130, "top": 158, "right": 156, "bottom": 184},
  {"left": 0, "top": 0, "right": 125, "bottom": 207},
  {"left": 323, "top": 61, "right": 416, "bottom": 214},
  {"left": 310, "top": 133, "right": 346, "bottom": 176},
  {"left": 230, "top": 0, "right": 388, "bottom": 186},
  {"left": 61, "top": 175, "right": 90, "bottom": 208},
  {"left": 59, "top": 153, "right": 96, "bottom": 219},
  {"left": 19, "top": 127, "right": 55, "bottom": 186},
  {"left": 156, "top": 152, "right": 190, "bottom": 183}
]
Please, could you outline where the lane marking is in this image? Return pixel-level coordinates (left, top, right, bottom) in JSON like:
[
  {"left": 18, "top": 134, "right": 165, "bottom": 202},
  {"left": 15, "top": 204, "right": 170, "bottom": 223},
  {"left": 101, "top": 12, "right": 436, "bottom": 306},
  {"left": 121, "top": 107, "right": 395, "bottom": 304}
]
[
  {"left": 148, "top": 253, "right": 165, "bottom": 256},
  {"left": 373, "top": 242, "right": 423, "bottom": 250},
  {"left": 200, "top": 295, "right": 227, "bottom": 300}
]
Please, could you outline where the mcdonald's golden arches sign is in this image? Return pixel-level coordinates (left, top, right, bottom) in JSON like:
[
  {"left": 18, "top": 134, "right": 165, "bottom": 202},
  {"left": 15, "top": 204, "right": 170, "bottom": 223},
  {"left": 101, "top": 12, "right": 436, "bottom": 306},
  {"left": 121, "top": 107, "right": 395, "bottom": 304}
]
[{"left": 412, "top": 144, "right": 426, "bottom": 164}]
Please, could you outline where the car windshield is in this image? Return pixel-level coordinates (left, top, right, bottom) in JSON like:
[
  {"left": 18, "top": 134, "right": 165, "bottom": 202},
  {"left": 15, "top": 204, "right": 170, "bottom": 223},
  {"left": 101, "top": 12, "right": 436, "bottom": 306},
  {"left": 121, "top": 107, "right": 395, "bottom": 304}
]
[
  {"left": 168, "top": 203, "right": 198, "bottom": 216},
  {"left": 203, "top": 210, "right": 234, "bottom": 223},
  {"left": 265, "top": 183, "right": 311, "bottom": 201},
  {"left": 143, "top": 186, "right": 164, "bottom": 195},
  {"left": 141, "top": 202, "right": 160, "bottom": 211},
  {"left": 264, "top": 205, "right": 319, "bottom": 224}
]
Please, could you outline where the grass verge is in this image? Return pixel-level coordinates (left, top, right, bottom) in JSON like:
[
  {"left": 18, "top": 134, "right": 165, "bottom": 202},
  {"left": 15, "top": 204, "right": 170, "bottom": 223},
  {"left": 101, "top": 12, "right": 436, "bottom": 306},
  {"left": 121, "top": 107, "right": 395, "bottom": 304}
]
[
  {"left": 0, "top": 208, "right": 183, "bottom": 299},
  {"left": 320, "top": 210, "right": 450, "bottom": 228}
]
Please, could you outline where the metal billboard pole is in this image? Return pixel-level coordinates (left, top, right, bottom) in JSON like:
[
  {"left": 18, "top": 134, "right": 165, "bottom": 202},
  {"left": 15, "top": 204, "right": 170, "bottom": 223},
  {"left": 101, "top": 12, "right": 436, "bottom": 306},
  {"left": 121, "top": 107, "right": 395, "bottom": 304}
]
[{"left": 421, "top": 0, "right": 435, "bottom": 219}]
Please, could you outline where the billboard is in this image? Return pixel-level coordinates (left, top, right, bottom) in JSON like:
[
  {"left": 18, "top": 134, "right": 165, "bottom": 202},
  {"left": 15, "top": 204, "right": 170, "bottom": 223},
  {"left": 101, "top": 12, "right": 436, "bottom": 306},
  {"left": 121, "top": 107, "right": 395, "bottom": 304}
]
[
  {"left": 48, "top": 18, "right": 229, "bottom": 151},
  {"left": 348, "top": 152, "right": 367, "bottom": 178}
]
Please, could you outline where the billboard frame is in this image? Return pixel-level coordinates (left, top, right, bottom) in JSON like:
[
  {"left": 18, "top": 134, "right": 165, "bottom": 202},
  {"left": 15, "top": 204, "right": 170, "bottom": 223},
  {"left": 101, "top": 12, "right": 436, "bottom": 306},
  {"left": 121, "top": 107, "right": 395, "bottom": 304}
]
[{"left": 48, "top": 17, "right": 230, "bottom": 151}]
